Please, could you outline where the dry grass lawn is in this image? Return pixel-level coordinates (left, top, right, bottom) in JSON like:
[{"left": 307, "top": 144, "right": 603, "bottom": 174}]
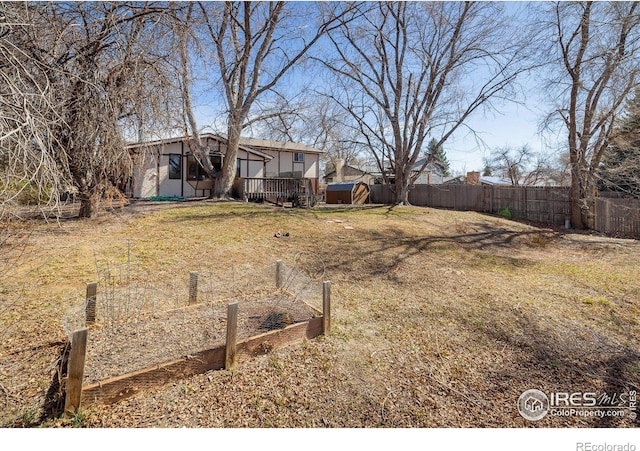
[{"left": 1, "top": 200, "right": 639, "bottom": 428}]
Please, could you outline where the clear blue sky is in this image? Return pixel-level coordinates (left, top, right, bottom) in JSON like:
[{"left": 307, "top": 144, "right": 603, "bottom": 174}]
[
  {"left": 189, "top": 1, "right": 565, "bottom": 176},
  {"left": 446, "top": 99, "right": 560, "bottom": 174}
]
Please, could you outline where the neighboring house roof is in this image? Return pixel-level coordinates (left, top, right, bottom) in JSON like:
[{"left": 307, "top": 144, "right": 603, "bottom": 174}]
[
  {"left": 127, "top": 133, "right": 322, "bottom": 159},
  {"left": 323, "top": 163, "right": 379, "bottom": 181},
  {"left": 442, "top": 175, "right": 466, "bottom": 185},
  {"left": 413, "top": 158, "right": 445, "bottom": 176},
  {"left": 480, "top": 176, "right": 513, "bottom": 186}
]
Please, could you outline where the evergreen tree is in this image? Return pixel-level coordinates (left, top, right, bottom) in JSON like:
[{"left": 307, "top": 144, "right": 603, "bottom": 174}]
[
  {"left": 599, "top": 90, "right": 640, "bottom": 198},
  {"left": 427, "top": 139, "right": 451, "bottom": 177}
]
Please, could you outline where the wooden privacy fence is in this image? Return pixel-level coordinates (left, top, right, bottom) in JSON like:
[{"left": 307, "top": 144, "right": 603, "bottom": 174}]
[
  {"left": 370, "top": 184, "right": 571, "bottom": 226},
  {"left": 370, "top": 184, "right": 640, "bottom": 237},
  {"left": 63, "top": 263, "right": 332, "bottom": 416},
  {"left": 595, "top": 197, "right": 640, "bottom": 237}
]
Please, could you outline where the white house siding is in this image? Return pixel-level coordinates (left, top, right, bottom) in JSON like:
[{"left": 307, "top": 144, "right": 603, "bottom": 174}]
[
  {"left": 158, "top": 142, "right": 184, "bottom": 197},
  {"left": 413, "top": 171, "right": 444, "bottom": 185},
  {"left": 248, "top": 159, "right": 265, "bottom": 178},
  {"left": 130, "top": 134, "right": 322, "bottom": 198},
  {"left": 304, "top": 153, "right": 319, "bottom": 179},
  {"left": 133, "top": 151, "right": 158, "bottom": 198}
]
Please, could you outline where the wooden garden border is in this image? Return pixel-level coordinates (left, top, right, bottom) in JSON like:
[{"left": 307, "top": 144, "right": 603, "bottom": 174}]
[
  {"left": 63, "top": 269, "right": 332, "bottom": 412},
  {"left": 80, "top": 316, "right": 325, "bottom": 406}
]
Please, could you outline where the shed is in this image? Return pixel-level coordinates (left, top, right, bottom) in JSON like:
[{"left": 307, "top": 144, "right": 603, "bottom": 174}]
[{"left": 325, "top": 182, "right": 370, "bottom": 205}]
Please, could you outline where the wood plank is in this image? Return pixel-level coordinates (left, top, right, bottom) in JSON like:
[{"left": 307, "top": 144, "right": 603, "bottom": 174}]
[
  {"left": 188, "top": 271, "right": 198, "bottom": 305},
  {"left": 81, "top": 317, "right": 324, "bottom": 406},
  {"left": 64, "top": 329, "right": 88, "bottom": 416},
  {"left": 235, "top": 317, "right": 324, "bottom": 364},
  {"left": 323, "top": 281, "right": 331, "bottom": 334},
  {"left": 225, "top": 302, "right": 238, "bottom": 370},
  {"left": 82, "top": 345, "right": 226, "bottom": 405},
  {"left": 85, "top": 282, "right": 98, "bottom": 325}
]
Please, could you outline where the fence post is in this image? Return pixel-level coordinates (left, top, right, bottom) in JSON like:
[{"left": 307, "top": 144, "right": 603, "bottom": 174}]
[
  {"left": 85, "top": 282, "right": 98, "bottom": 325},
  {"left": 276, "top": 260, "right": 283, "bottom": 289},
  {"left": 225, "top": 302, "right": 239, "bottom": 371},
  {"left": 189, "top": 271, "right": 199, "bottom": 305},
  {"left": 323, "top": 281, "right": 331, "bottom": 335},
  {"left": 64, "top": 328, "right": 88, "bottom": 417}
]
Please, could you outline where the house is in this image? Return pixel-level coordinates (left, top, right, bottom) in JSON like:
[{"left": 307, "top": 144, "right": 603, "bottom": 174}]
[
  {"left": 324, "top": 158, "right": 446, "bottom": 186},
  {"left": 411, "top": 158, "right": 446, "bottom": 185},
  {"left": 323, "top": 160, "right": 382, "bottom": 186},
  {"left": 127, "top": 134, "right": 323, "bottom": 199}
]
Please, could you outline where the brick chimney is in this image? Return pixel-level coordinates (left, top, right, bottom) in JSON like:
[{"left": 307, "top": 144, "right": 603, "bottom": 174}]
[
  {"left": 466, "top": 171, "right": 480, "bottom": 185},
  {"left": 334, "top": 158, "right": 345, "bottom": 183}
]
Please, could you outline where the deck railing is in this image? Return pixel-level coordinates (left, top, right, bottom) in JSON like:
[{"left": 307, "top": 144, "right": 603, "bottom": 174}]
[{"left": 241, "top": 177, "right": 314, "bottom": 206}]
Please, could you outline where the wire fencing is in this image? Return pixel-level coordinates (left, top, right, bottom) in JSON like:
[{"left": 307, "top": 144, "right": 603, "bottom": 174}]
[{"left": 62, "top": 248, "right": 326, "bottom": 384}]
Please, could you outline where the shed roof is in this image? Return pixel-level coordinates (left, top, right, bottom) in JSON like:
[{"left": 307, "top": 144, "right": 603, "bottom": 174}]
[{"left": 325, "top": 182, "right": 369, "bottom": 192}]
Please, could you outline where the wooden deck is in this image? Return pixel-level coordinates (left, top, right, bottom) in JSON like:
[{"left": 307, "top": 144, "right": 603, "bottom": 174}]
[{"left": 241, "top": 177, "right": 315, "bottom": 207}]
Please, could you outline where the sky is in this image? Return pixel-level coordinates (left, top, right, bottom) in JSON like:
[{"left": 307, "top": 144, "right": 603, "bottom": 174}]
[
  {"left": 188, "top": 1, "right": 566, "bottom": 176},
  {"left": 193, "top": 87, "right": 559, "bottom": 176},
  {"left": 446, "top": 99, "right": 559, "bottom": 175}
]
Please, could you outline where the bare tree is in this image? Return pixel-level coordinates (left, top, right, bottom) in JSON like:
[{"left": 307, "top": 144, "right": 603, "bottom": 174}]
[
  {"left": 0, "top": 3, "right": 67, "bottom": 218},
  {"left": 484, "top": 145, "right": 534, "bottom": 186},
  {"left": 256, "top": 96, "right": 367, "bottom": 174},
  {"left": 176, "top": 1, "right": 356, "bottom": 198},
  {"left": 483, "top": 145, "right": 564, "bottom": 186},
  {"left": 319, "top": 2, "right": 531, "bottom": 204},
  {"left": 1, "top": 3, "right": 178, "bottom": 218},
  {"left": 542, "top": 1, "right": 640, "bottom": 228}
]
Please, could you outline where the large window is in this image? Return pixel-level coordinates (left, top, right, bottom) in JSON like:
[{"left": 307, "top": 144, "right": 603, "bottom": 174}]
[
  {"left": 168, "top": 154, "right": 181, "bottom": 179},
  {"left": 187, "top": 154, "right": 223, "bottom": 181}
]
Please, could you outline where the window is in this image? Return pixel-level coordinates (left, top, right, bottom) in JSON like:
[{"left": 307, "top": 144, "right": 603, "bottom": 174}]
[
  {"left": 187, "top": 156, "right": 205, "bottom": 181},
  {"left": 187, "top": 154, "right": 223, "bottom": 181},
  {"left": 294, "top": 152, "right": 305, "bottom": 163},
  {"left": 211, "top": 155, "right": 222, "bottom": 171},
  {"left": 168, "top": 154, "right": 181, "bottom": 179}
]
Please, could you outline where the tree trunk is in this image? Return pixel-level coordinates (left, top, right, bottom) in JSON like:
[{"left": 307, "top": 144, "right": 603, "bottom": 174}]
[
  {"left": 394, "top": 171, "right": 411, "bottom": 205},
  {"left": 213, "top": 124, "right": 241, "bottom": 199},
  {"left": 78, "top": 195, "right": 97, "bottom": 218},
  {"left": 570, "top": 165, "right": 598, "bottom": 230},
  {"left": 570, "top": 164, "right": 584, "bottom": 229}
]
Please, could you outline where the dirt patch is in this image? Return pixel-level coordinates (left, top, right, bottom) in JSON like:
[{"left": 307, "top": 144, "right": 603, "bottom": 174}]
[{"left": 82, "top": 297, "right": 318, "bottom": 385}]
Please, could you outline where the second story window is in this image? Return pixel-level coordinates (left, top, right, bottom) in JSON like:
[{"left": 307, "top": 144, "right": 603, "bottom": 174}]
[{"left": 294, "top": 152, "right": 305, "bottom": 163}]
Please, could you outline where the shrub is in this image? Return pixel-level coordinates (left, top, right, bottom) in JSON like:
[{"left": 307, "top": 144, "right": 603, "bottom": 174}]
[{"left": 498, "top": 207, "right": 512, "bottom": 219}]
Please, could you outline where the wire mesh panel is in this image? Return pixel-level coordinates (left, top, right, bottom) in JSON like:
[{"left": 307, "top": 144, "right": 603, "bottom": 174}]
[{"left": 63, "top": 249, "right": 326, "bottom": 385}]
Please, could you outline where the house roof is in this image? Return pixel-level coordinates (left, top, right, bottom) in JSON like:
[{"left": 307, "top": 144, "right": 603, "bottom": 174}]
[
  {"left": 442, "top": 175, "right": 466, "bottom": 184},
  {"left": 413, "top": 158, "right": 444, "bottom": 175},
  {"left": 480, "top": 176, "right": 513, "bottom": 186},
  {"left": 324, "top": 164, "right": 370, "bottom": 179},
  {"left": 325, "top": 182, "right": 369, "bottom": 192},
  {"left": 126, "top": 133, "right": 321, "bottom": 159},
  {"left": 237, "top": 136, "right": 324, "bottom": 154}
]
